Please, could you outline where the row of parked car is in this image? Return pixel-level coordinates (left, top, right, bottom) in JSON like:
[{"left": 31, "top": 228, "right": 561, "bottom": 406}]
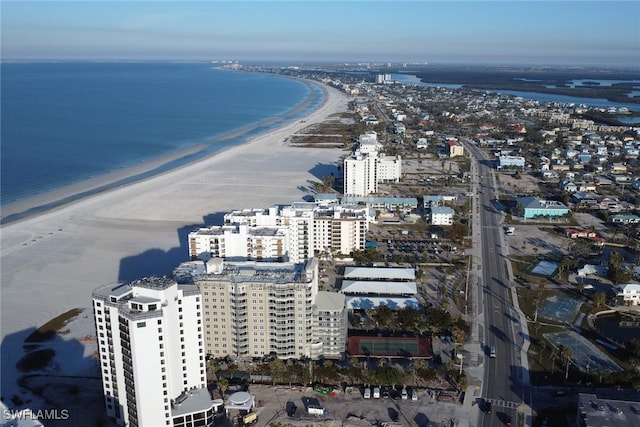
[{"left": 363, "top": 386, "right": 418, "bottom": 401}]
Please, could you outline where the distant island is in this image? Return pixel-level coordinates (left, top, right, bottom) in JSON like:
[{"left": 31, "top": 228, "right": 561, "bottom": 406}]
[{"left": 391, "top": 65, "right": 640, "bottom": 104}]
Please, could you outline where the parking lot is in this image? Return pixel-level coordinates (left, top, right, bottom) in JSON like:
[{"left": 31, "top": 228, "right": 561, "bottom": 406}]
[{"left": 225, "top": 384, "right": 466, "bottom": 427}]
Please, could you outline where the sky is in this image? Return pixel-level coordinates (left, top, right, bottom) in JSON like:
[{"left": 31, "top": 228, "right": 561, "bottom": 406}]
[{"left": 2, "top": 1, "right": 639, "bottom": 67}]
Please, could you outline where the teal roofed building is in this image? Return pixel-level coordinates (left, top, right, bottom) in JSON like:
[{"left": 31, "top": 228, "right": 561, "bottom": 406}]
[
  {"left": 611, "top": 213, "right": 640, "bottom": 224},
  {"left": 340, "top": 196, "right": 418, "bottom": 210},
  {"left": 515, "top": 196, "right": 570, "bottom": 219},
  {"left": 314, "top": 193, "right": 338, "bottom": 203}
]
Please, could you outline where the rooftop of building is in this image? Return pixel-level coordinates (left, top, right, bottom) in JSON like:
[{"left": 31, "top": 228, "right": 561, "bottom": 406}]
[
  {"left": 171, "top": 387, "right": 214, "bottom": 418},
  {"left": 93, "top": 277, "right": 199, "bottom": 305},
  {"left": 341, "top": 280, "right": 417, "bottom": 295},
  {"left": 515, "top": 196, "right": 569, "bottom": 210},
  {"left": 344, "top": 266, "right": 415, "bottom": 281},
  {"left": 431, "top": 206, "right": 455, "bottom": 215},
  {"left": 577, "top": 393, "right": 640, "bottom": 427},
  {"left": 191, "top": 224, "right": 285, "bottom": 236},
  {"left": 177, "top": 259, "right": 309, "bottom": 285},
  {"left": 618, "top": 283, "right": 640, "bottom": 292},
  {"left": 315, "top": 291, "right": 346, "bottom": 311},
  {"left": 340, "top": 196, "right": 418, "bottom": 205}
]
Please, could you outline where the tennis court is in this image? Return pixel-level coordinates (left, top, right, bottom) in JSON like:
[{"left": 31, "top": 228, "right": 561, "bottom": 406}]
[
  {"left": 544, "top": 331, "right": 622, "bottom": 374},
  {"left": 538, "top": 295, "right": 582, "bottom": 323},
  {"left": 347, "top": 336, "right": 433, "bottom": 358}
]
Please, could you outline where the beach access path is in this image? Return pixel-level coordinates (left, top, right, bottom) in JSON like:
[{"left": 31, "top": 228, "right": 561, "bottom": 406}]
[{"left": 0, "top": 83, "right": 349, "bottom": 393}]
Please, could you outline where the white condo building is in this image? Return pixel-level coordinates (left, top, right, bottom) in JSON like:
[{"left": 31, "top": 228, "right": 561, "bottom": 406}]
[
  {"left": 343, "top": 152, "right": 402, "bottom": 196},
  {"left": 174, "top": 257, "right": 347, "bottom": 360},
  {"left": 343, "top": 134, "right": 401, "bottom": 197},
  {"left": 430, "top": 206, "right": 455, "bottom": 226},
  {"left": 188, "top": 203, "right": 369, "bottom": 263},
  {"left": 92, "top": 278, "right": 214, "bottom": 427}
]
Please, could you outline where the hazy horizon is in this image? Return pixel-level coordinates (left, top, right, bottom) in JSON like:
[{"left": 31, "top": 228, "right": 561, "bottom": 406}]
[{"left": 2, "top": 1, "right": 639, "bottom": 68}]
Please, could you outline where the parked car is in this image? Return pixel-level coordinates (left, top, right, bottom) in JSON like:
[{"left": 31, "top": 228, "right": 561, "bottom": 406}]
[
  {"left": 401, "top": 387, "right": 408, "bottom": 400},
  {"left": 285, "top": 401, "right": 297, "bottom": 417}
]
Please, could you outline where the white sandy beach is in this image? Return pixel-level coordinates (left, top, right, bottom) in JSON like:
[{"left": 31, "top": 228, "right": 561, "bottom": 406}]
[{"left": 0, "top": 82, "right": 349, "bottom": 397}]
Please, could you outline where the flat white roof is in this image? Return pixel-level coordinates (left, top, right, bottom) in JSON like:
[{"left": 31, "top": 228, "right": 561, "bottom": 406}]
[
  {"left": 343, "top": 266, "right": 415, "bottom": 281},
  {"left": 346, "top": 296, "right": 420, "bottom": 310},
  {"left": 315, "top": 291, "right": 346, "bottom": 311},
  {"left": 341, "top": 280, "right": 417, "bottom": 295}
]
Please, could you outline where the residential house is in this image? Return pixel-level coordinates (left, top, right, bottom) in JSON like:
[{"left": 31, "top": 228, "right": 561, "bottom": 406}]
[{"left": 616, "top": 283, "right": 640, "bottom": 306}]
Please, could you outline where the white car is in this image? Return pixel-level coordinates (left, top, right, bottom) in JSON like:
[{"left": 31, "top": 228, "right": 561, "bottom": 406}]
[
  {"left": 411, "top": 389, "right": 418, "bottom": 401},
  {"left": 401, "top": 387, "right": 408, "bottom": 400}
]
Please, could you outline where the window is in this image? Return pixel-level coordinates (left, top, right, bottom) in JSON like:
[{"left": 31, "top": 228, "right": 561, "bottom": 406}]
[{"left": 136, "top": 322, "right": 146, "bottom": 328}]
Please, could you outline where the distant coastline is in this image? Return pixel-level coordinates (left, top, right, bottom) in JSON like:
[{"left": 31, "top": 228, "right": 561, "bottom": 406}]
[{"left": 403, "top": 66, "right": 640, "bottom": 105}]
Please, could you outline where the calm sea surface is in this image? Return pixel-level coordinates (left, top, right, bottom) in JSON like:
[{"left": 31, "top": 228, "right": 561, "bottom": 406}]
[{"left": 1, "top": 62, "right": 321, "bottom": 208}]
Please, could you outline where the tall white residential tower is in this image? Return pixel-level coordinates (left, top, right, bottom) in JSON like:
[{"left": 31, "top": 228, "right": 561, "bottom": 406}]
[{"left": 93, "top": 278, "right": 214, "bottom": 427}]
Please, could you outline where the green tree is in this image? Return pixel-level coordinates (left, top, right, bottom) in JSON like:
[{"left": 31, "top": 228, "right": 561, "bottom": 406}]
[
  {"left": 608, "top": 251, "right": 631, "bottom": 284},
  {"left": 269, "top": 359, "right": 287, "bottom": 385},
  {"left": 218, "top": 378, "right": 229, "bottom": 397},
  {"left": 396, "top": 307, "right": 421, "bottom": 331},
  {"left": 593, "top": 292, "right": 606, "bottom": 308},
  {"left": 373, "top": 305, "right": 394, "bottom": 329}
]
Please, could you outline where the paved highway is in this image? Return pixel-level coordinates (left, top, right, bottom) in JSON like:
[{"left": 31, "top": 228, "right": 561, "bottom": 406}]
[{"left": 466, "top": 142, "right": 529, "bottom": 427}]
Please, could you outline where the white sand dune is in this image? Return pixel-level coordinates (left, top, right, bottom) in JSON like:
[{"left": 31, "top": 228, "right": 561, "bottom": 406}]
[{"left": 0, "top": 82, "right": 349, "bottom": 396}]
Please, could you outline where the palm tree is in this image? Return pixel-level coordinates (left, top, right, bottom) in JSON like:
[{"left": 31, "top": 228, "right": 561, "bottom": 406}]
[
  {"left": 452, "top": 326, "right": 466, "bottom": 356},
  {"left": 539, "top": 340, "right": 547, "bottom": 365},
  {"left": 550, "top": 348, "right": 559, "bottom": 374},
  {"left": 218, "top": 378, "right": 229, "bottom": 398},
  {"left": 561, "top": 346, "right": 573, "bottom": 380}
]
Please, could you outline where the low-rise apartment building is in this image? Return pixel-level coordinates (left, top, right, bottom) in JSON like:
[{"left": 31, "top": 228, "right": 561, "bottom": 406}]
[{"left": 430, "top": 206, "right": 455, "bottom": 225}]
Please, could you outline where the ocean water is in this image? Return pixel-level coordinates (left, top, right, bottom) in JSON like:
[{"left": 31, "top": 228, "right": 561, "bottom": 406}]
[{"left": 1, "top": 62, "right": 321, "bottom": 210}]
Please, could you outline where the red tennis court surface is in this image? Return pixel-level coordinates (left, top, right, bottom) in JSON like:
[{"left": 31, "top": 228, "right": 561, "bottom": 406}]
[{"left": 347, "top": 336, "right": 433, "bottom": 358}]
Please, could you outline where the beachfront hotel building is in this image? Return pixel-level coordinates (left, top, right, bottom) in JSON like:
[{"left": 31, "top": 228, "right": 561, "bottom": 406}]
[
  {"left": 174, "top": 257, "right": 347, "bottom": 360},
  {"left": 343, "top": 133, "right": 402, "bottom": 197},
  {"left": 92, "top": 278, "right": 214, "bottom": 427},
  {"left": 188, "top": 202, "right": 369, "bottom": 263},
  {"left": 343, "top": 152, "right": 402, "bottom": 196}
]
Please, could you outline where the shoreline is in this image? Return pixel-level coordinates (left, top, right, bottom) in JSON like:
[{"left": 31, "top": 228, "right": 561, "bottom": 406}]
[
  {"left": 0, "top": 79, "right": 349, "bottom": 400},
  {"left": 0, "top": 76, "right": 323, "bottom": 225}
]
